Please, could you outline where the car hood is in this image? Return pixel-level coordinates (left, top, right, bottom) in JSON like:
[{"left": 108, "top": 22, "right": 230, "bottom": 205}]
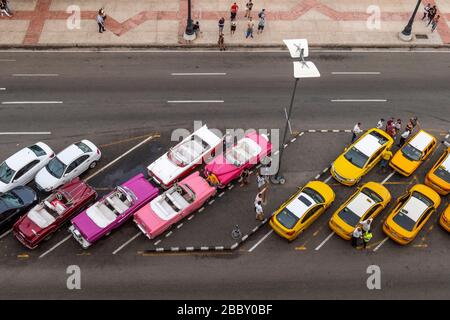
[
  {"left": 15, "top": 215, "right": 42, "bottom": 241},
  {"left": 148, "top": 154, "right": 180, "bottom": 185},
  {"left": 11, "top": 186, "right": 37, "bottom": 206},
  {"left": 391, "top": 152, "right": 418, "bottom": 174},
  {"left": 35, "top": 167, "right": 61, "bottom": 190},
  {"left": 333, "top": 155, "right": 364, "bottom": 180},
  {"left": 71, "top": 211, "right": 104, "bottom": 242},
  {"left": 205, "top": 157, "right": 240, "bottom": 184},
  {"left": 134, "top": 204, "right": 167, "bottom": 236}
]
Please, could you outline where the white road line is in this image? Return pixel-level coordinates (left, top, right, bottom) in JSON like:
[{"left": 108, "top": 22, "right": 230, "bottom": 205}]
[
  {"left": 1, "top": 101, "right": 63, "bottom": 105},
  {"left": 0, "top": 88, "right": 5, "bottom": 91},
  {"left": 0, "top": 229, "right": 12, "bottom": 240},
  {"left": 373, "top": 236, "right": 389, "bottom": 252},
  {"left": 332, "top": 72, "right": 380, "bottom": 75},
  {"left": 331, "top": 99, "right": 387, "bottom": 102},
  {"left": 85, "top": 134, "right": 157, "bottom": 182},
  {"left": 248, "top": 229, "right": 273, "bottom": 252},
  {"left": 38, "top": 235, "right": 71, "bottom": 259},
  {"left": 0, "top": 132, "right": 51, "bottom": 135},
  {"left": 167, "top": 100, "right": 224, "bottom": 103},
  {"left": 165, "top": 231, "right": 173, "bottom": 237},
  {"left": 12, "top": 73, "right": 59, "bottom": 77},
  {"left": 381, "top": 172, "right": 395, "bottom": 184},
  {"left": 171, "top": 73, "right": 226, "bottom": 76},
  {"left": 323, "top": 175, "right": 333, "bottom": 183},
  {"left": 112, "top": 232, "right": 141, "bottom": 255},
  {"left": 0, "top": 59, "right": 16, "bottom": 61},
  {"left": 314, "top": 231, "right": 335, "bottom": 251},
  {"left": 154, "top": 240, "right": 161, "bottom": 246},
  {"left": 177, "top": 223, "right": 183, "bottom": 229}
]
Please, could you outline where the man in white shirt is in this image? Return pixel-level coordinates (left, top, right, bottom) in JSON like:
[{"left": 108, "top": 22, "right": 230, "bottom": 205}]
[
  {"left": 351, "top": 227, "right": 362, "bottom": 248},
  {"left": 360, "top": 218, "right": 373, "bottom": 232},
  {"left": 255, "top": 201, "right": 264, "bottom": 221},
  {"left": 376, "top": 118, "right": 385, "bottom": 129},
  {"left": 351, "top": 122, "right": 363, "bottom": 143}
]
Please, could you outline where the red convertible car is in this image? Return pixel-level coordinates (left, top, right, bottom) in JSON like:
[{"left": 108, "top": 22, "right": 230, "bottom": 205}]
[{"left": 13, "top": 178, "right": 97, "bottom": 249}]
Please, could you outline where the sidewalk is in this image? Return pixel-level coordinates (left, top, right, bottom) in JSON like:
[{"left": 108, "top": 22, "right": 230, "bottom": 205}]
[{"left": 1, "top": 0, "right": 449, "bottom": 47}]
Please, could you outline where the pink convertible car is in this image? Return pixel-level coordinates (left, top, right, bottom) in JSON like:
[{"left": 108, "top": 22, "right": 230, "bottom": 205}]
[
  {"left": 69, "top": 173, "right": 159, "bottom": 248},
  {"left": 204, "top": 131, "right": 272, "bottom": 188},
  {"left": 133, "top": 171, "right": 216, "bottom": 239}
]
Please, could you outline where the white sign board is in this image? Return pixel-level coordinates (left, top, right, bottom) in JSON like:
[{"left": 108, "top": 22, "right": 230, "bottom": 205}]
[
  {"left": 283, "top": 39, "right": 309, "bottom": 58},
  {"left": 293, "top": 61, "right": 320, "bottom": 78}
]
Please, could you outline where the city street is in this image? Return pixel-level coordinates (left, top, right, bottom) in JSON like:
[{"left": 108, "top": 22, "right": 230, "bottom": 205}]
[{"left": 0, "top": 50, "right": 449, "bottom": 299}]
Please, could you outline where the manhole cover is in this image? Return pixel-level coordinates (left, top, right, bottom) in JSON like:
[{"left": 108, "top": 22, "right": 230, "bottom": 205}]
[{"left": 416, "top": 34, "right": 428, "bottom": 39}]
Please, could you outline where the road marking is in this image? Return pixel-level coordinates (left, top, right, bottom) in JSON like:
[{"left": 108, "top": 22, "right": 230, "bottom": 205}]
[
  {"left": 85, "top": 134, "right": 158, "bottom": 182},
  {"left": 295, "top": 246, "right": 307, "bottom": 251},
  {"left": 381, "top": 171, "right": 395, "bottom": 184},
  {"left": 177, "top": 223, "right": 183, "bottom": 229},
  {"left": 373, "top": 236, "right": 389, "bottom": 252},
  {"left": 314, "top": 231, "right": 334, "bottom": 251},
  {"left": 0, "top": 88, "right": 5, "bottom": 91},
  {"left": 248, "top": 229, "right": 273, "bottom": 252},
  {"left": 1, "top": 101, "right": 63, "bottom": 105},
  {"left": 0, "top": 131, "right": 51, "bottom": 135},
  {"left": 165, "top": 231, "right": 173, "bottom": 237},
  {"left": 38, "top": 235, "right": 72, "bottom": 259},
  {"left": 171, "top": 73, "right": 226, "bottom": 76},
  {"left": 0, "top": 229, "right": 12, "bottom": 240},
  {"left": 112, "top": 232, "right": 142, "bottom": 255},
  {"left": 0, "top": 59, "right": 15, "bottom": 61},
  {"left": 188, "top": 215, "right": 194, "bottom": 220},
  {"left": 154, "top": 240, "right": 161, "bottom": 246},
  {"left": 332, "top": 72, "right": 380, "bottom": 75},
  {"left": 12, "top": 73, "right": 59, "bottom": 77},
  {"left": 323, "top": 175, "right": 333, "bottom": 183},
  {"left": 167, "top": 100, "right": 224, "bottom": 103},
  {"left": 331, "top": 99, "right": 387, "bottom": 102}
]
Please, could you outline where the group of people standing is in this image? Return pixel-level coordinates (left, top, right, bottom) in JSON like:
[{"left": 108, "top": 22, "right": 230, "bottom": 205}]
[
  {"left": 351, "top": 218, "right": 373, "bottom": 249},
  {"left": 422, "top": 3, "right": 440, "bottom": 32}
]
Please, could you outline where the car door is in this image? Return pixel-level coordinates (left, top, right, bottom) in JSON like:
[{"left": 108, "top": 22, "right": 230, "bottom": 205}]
[
  {"left": 361, "top": 204, "right": 381, "bottom": 222},
  {"left": 74, "top": 155, "right": 91, "bottom": 175},
  {"left": 298, "top": 205, "right": 324, "bottom": 234},
  {"left": 415, "top": 207, "right": 434, "bottom": 234},
  {"left": 13, "top": 160, "right": 41, "bottom": 187},
  {"left": 366, "top": 148, "right": 383, "bottom": 171}
]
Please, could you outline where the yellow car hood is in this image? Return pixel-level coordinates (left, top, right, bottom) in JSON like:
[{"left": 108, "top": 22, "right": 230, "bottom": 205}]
[
  {"left": 391, "top": 152, "right": 419, "bottom": 175},
  {"left": 333, "top": 155, "right": 364, "bottom": 180}
]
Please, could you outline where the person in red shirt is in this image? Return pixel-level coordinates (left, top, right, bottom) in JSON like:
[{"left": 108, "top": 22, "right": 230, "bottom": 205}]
[{"left": 231, "top": 2, "right": 239, "bottom": 20}]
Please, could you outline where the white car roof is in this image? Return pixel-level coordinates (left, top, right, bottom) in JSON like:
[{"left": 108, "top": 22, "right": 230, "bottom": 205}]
[
  {"left": 286, "top": 192, "right": 316, "bottom": 219},
  {"left": 353, "top": 134, "right": 383, "bottom": 157},
  {"left": 346, "top": 192, "right": 376, "bottom": 218},
  {"left": 57, "top": 144, "right": 85, "bottom": 165},
  {"left": 409, "top": 131, "right": 433, "bottom": 152},
  {"left": 401, "top": 196, "right": 429, "bottom": 222},
  {"left": 5, "top": 147, "right": 38, "bottom": 171},
  {"left": 441, "top": 154, "right": 450, "bottom": 172}
]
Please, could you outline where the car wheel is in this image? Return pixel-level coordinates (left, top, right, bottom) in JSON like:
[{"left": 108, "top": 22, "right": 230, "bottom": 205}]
[{"left": 89, "top": 161, "right": 98, "bottom": 169}]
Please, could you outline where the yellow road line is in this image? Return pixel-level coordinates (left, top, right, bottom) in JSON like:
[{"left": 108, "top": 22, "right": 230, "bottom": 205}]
[
  {"left": 99, "top": 133, "right": 160, "bottom": 148},
  {"left": 295, "top": 246, "right": 307, "bottom": 251},
  {"left": 17, "top": 254, "right": 29, "bottom": 259}
]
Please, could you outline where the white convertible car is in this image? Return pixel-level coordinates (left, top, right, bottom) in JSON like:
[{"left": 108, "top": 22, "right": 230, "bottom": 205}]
[
  {"left": 148, "top": 125, "right": 222, "bottom": 188},
  {"left": 0, "top": 142, "right": 54, "bottom": 193}
]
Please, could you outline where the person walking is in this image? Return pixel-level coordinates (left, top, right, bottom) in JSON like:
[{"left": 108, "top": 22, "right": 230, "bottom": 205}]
[
  {"left": 96, "top": 10, "right": 106, "bottom": 33},
  {"left": 360, "top": 218, "right": 373, "bottom": 233},
  {"left": 376, "top": 118, "right": 385, "bottom": 129},
  {"left": 398, "top": 129, "right": 411, "bottom": 147},
  {"left": 422, "top": 3, "right": 431, "bottom": 20},
  {"left": 427, "top": 5, "right": 437, "bottom": 26},
  {"left": 351, "top": 227, "right": 363, "bottom": 248},
  {"left": 351, "top": 122, "right": 362, "bottom": 143},
  {"left": 409, "top": 116, "right": 420, "bottom": 131},
  {"left": 230, "top": 19, "right": 237, "bottom": 35},
  {"left": 218, "top": 33, "right": 226, "bottom": 51},
  {"left": 193, "top": 21, "right": 200, "bottom": 37},
  {"left": 245, "top": 0, "right": 253, "bottom": 18},
  {"left": 255, "top": 192, "right": 263, "bottom": 207},
  {"left": 218, "top": 17, "right": 225, "bottom": 35},
  {"left": 245, "top": 17, "right": 254, "bottom": 38},
  {"left": 394, "top": 119, "right": 402, "bottom": 133},
  {"left": 431, "top": 15, "right": 440, "bottom": 32},
  {"left": 258, "top": 8, "right": 266, "bottom": 20},
  {"left": 240, "top": 168, "right": 250, "bottom": 186},
  {"left": 257, "top": 172, "right": 268, "bottom": 204},
  {"left": 380, "top": 149, "right": 393, "bottom": 173},
  {"left": 257, "top": 15, "right": 265, "bottom": 34},
  {"left": 385, "top": 117, "right": 395, "bottom": 131},
  {"left": 255, "top": 200, "right": 264, "bottom": 221},
  {"left": 362, "top": 230, "right": 373, "bottom": 249},
  {"left": 230, "top": 2, "right": 239, "bottom": 20}
]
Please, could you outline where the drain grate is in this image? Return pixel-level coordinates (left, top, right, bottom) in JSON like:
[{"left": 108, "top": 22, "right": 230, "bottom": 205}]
[{"left": 416, "top": 34, "right": 429, "bottom": 39}]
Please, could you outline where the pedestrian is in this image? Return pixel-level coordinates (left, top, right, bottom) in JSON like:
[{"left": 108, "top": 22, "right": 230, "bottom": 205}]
[
  {"left": 351, "top": 122, "right": 362, "bottom": 143},
  {"left": 362, "top": 230, "right": 373, "bottom": 249},
  {"left": 376, "top": 118, "right": 385, "bottom": 129},
  {"left": 427, "top": 5, "right": 437, "bottom": 26},
  {"left": 257, "top": 15, "right": 265, "bottom": 34},
  {"left": 409, "top": 116, "right": 420, "bottom": 131},
  {"left": 394, "top": 119, "right": 402, "bottom": 132},
  {"left": 380, "top": 149, "right": 393, "bottom": 173},
  {"left": 218, "top": 33, "right": 226, "bottom": 51},
  {"left": 256, "top": 172, "right": 267, "bottom": 191},
  {"left": 218, "top": 17, "right": 225, "bottom": 35},
  {"left": 388, "top": 126, "right": 397, "bottom": 139},
  {"left": 385, "top": 117, "right": 395, "bottom": 131},
  {"left": 431, "top": 15, "right": 440, "bottom": 32},
  {"left": 398, "top": 129, "right": 411, "bottom": 147},
  {"left": 422, "top": 3, "right": 431, "bottom": 20},
  {"left": 230, "top": 19, "right": 237, "bottom": 35},
  {"left": 240, "top": 168, "right": 250, "bottom": 186},
  {"left": 193, "top": 21, "right": 200, "bottom": 37},
  {"left": 99, "top": 7, "right": 107, "bottom": 20},
  {"left": 245, "top": 17, "right": 254, "bottom": 38},
  {"left": 0, "top": 0, "right": 11, "bottom": 17},
  {"left": 255, "top": 192, "right": 263, "bottom": 207},
  {"left": 230, "top": 2, "right": 239, "bottom": 20},
  {"left": 96, "top": 10, "right": 106, "bottom": 33},
  {"left": 360, "top": 218, "right": 373, "bottom": 233},
  {"left": 255, "top": 200, "right": 264, "bottom": 221},
  {"left": 245, "top": 0, "right": 253, "bottom": 18},
  {"left": 258, "top": 8, "right": 266, "bottom": 20},
  {"left": 351, "top": 227, "right": 362, "bottom": 248}
]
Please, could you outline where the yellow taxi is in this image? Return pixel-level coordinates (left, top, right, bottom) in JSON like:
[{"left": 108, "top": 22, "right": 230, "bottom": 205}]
[
  {"left": 390, "top": 130, "right": 437, "bottom": 177},
  {"left": 383, "top": 184, "right": 441, "bottom": 245},
  {"left": 270, "top": 181, "right": 335, "bottom": 241},
  {"left": 425, "top": 146, "right": 450, "bottom": 195},
  {"left": 331, "top": 128, "right": 394, "bottom": 186},
  {"left": 329, "top": 182, "right": 391, "bottom": 240},
  {"left": 439, "top": 204, "right": 450, "bottom": 232}
]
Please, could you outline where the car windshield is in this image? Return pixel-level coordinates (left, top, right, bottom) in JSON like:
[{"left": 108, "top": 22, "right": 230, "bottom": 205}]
[
  {"left": 337, "top": 207, "right": 360, "bottom": 227},
  {"left": 75, "top": 141, "right": 92, "bottom": 153},
  {"left": 28, "top": 144, "right": 47, "bottom": 157},
  {"left": 393, "top": 191, "right": 432, "bottom": 231},
  {"left": 302, "top": 187, "right": 325, "bottom": 204},
  {"left": 0, "top": 191, "right": 23, "bottom": 207},
  {"left": 361, "top": 188, "right": 383, "bottom": 203},
  {"left": 45, "top": 157, "right": 67, "bottom": 179},
  {"left": 0, "top": 162, "right": 15, "bottom": 184},
  {"left": 167, "top": 136, "right": 208, "bottom": 167},
  {"left": 401, "top": 144, "right": 422, "bottom": 161},
  {"left": 344, "top": 147, "right": 369, "bottom": 168},
  {"left": 276, "top": 207, "right": 299, "bottom": 229},
  {"left": 435, "top": 166, "right": 450, "bottom": 183}
]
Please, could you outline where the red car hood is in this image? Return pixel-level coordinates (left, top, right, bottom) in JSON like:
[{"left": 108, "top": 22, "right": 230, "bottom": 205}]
[{"left": 15, "top": 215, "right": 42, "bottom": 242}]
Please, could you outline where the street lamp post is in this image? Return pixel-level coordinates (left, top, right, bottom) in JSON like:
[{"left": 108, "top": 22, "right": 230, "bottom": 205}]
[
  {"left": 399, "top": 0, "right": 422, "bottom": 41},
  {"left": 183, "top": 0, "right": 196, "bottom": 41}
]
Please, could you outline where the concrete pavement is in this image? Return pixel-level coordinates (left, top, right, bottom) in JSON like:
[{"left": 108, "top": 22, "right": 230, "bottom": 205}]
[{"left": 1, "top": 0, "right": 450, "bottom": 47}]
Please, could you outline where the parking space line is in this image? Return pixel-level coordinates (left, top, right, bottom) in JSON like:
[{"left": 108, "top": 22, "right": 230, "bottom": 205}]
[
  {"left": 171, "top": 73, "right": 226, "bottom": 76},
  {"left": 165, "top": 231, "right": 173, "bottom": 238},
  {"left": 332, "top": 72, "right": 380, "bottom": 75},
  {"left": 248, "top": 229, "right": 273, "bottom": 252},
  {"left": 154, "top": 240, "right": 161, "bottom": 246},
  {"left": 323, "top": 175, "right": 333, "bottom": 183},
  {"left": 381, "top": 171, "right": 395, "bottom": 184},
  {"left": 373, "top": 236, "right": 389, "bottom": 252},
  {"left": 1, "top": 101, "right": 63, "bottom": 105},
  {"left": 314, "top": 231, "right": 334, "bottom": 251},
  {"left": 0, "top": 229, "right": 12, "bottom": 240},
  {"left": 12, "top": 74, "right": 59, "bottom": 77},
  {"left": 112, "top": 232, "right": 141, "bottom": 255},
  {"left": 38, "top": 235, "right": 71, "bottom": 259},
  {"left": 331, "top": 99, "right": 387, "bottom": 102},
  {"left": 167, "top": 100, "right": 224, "bottom": 103},
  {"left": 0, "top": 132, "right": 52, "bottom": 135}
]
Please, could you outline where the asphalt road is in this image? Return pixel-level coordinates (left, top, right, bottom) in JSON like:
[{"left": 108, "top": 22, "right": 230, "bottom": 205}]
[{"left": 0, "top": 50, "right": 449, "bottom": 300}]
